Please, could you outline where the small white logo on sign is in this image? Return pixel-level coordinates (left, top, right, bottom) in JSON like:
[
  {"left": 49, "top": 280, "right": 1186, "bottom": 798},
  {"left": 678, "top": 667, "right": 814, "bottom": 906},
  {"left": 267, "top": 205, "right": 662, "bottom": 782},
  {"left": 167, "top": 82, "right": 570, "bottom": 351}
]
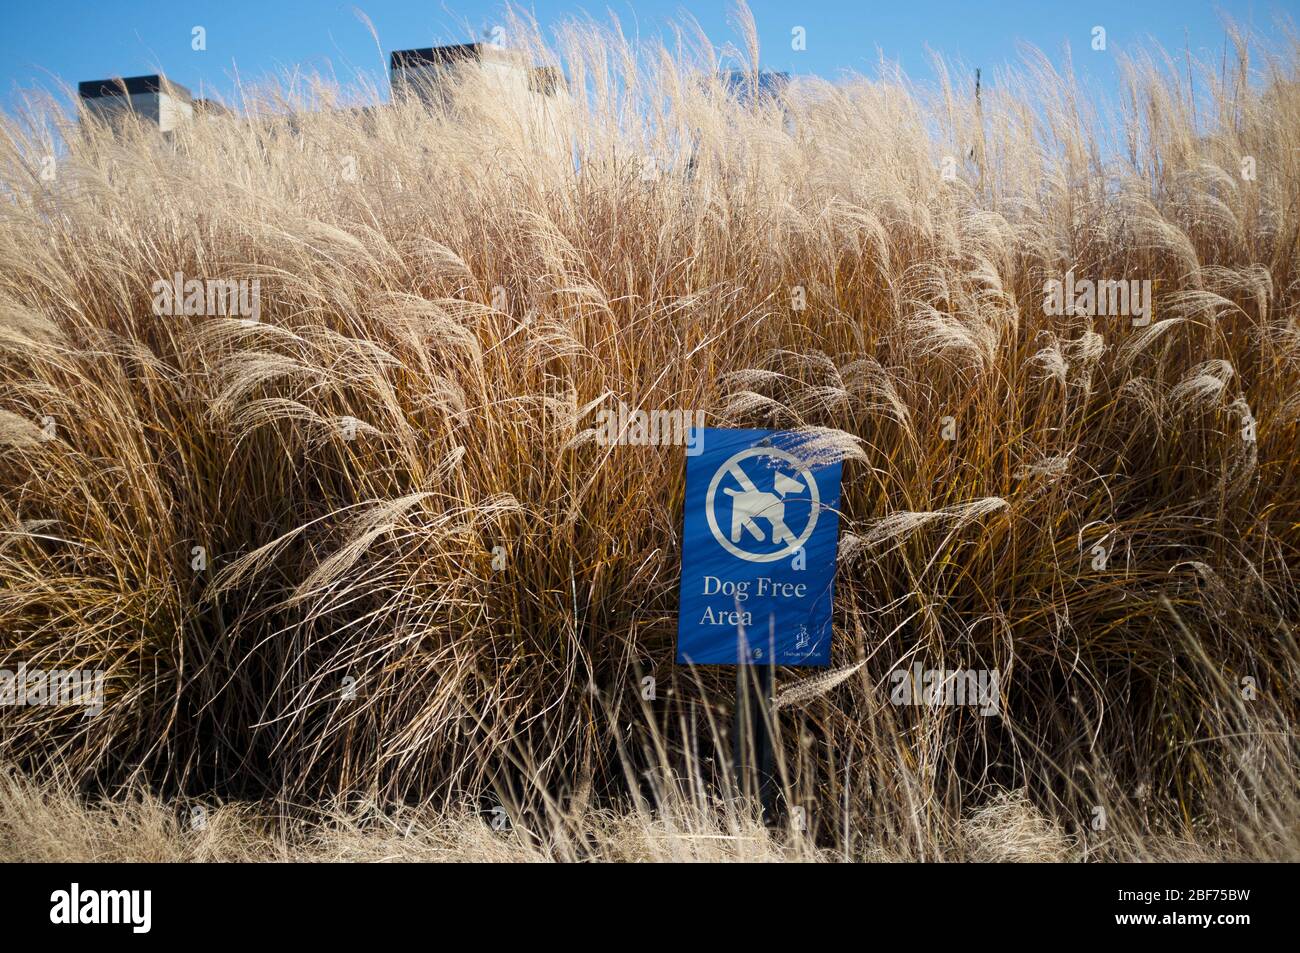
[{"left": 704, "top": 446, "right": 820, "bottom": 562}]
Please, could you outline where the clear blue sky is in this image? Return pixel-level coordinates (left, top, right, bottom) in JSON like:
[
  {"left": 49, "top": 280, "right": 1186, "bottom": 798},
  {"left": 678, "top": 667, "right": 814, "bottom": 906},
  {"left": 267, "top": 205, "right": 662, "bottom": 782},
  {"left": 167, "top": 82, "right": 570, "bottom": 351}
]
[{"left": 0, "top": 0, "right": 1293, "bottom": 114}]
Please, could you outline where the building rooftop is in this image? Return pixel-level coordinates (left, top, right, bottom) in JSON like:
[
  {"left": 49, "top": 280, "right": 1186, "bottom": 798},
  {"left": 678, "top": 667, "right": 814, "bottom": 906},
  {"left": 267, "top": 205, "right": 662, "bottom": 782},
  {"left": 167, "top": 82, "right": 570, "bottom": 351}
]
[
  {"left": 78, "top": 74, "right": 192, "bottom": 100},
  {"left": 718, "top": 70, "right": 790, "bottom": 105},
  {"left": 390, "top": 43, "right": 530, "bottom": 71}
]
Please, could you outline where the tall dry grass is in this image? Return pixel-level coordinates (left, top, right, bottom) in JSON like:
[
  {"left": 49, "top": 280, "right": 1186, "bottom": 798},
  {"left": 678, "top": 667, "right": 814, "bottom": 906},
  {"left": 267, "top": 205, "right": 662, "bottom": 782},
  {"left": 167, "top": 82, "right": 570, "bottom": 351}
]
[{"left": 0, "top": 7, "right": 1297, "bottom": 860}]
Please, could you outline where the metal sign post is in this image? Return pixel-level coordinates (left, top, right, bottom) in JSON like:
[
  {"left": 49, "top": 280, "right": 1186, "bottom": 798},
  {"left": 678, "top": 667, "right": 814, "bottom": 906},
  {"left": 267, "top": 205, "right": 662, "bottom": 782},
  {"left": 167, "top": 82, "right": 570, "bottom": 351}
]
[{"left": 733, "top": 658, "right": 776, "bottom": 823}]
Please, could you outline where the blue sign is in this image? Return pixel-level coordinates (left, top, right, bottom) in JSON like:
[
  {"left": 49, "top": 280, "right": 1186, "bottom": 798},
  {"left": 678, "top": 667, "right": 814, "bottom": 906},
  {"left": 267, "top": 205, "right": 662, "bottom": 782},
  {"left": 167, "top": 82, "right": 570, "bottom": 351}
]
[{"left": 676, "top": 428, "right": 843, "bottom": 666}]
